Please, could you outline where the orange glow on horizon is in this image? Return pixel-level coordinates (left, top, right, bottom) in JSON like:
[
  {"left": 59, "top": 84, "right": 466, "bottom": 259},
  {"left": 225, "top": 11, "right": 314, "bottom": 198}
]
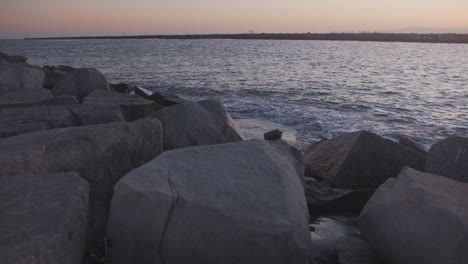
[{"left": 1, "top": 0, "right": 467, "bottom": 38}]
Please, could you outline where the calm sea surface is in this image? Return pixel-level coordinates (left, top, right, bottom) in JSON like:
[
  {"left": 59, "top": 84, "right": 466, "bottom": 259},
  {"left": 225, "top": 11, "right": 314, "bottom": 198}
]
[{"left": 1, "top": 39, "right": 467, "bottom": 149}]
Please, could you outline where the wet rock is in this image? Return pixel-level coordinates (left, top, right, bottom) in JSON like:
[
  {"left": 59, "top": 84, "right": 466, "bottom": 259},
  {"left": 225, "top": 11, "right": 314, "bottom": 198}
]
[
  {"left": 51, "top": 67, "right": 109, "bottom": 100},
  {"left": 83, "top": 90, "right": 162, "bottom": 121},
  {"left": 0, "top": 172, "right": 88, "bottom": 264},
  {"left": 336, "top": 236, "right": 381, "bottom": 264},
  {"left": 304, "top": 130, "right": 426, "bottom": 189},
  {"left": 0, "top": 105, "right": 78, "bottom": 139},
  {"left": 0, "top": 118, "right": 163, "bottom": 244},
  {"left": 135, "top": 86, "right": 190, "bottom": 106},
  {"left": 310, "top": 216, "right": 359, "bottom": 264},
  {"left": 305, "top": 178, "right": 375, "bottom": 215},
  {"left": 425, "top": 135, "right": 468, "bottom": 182},
  {"left": 399, "top": 137, "right": 427, "bottom": 155},
  {"left": 108, "top": 139, "right": 309, "bottom": 264},
  {"left": 264, "top": 128, "right": 283, "bottom": 140},
  {"left": 133, "top": 86, "right": 152, "bottom": 98},
  {"left": 359, "top": 167, "right": 468, "bottom": 264},
  {"left": 152, "top": 99, "right": 245, "bottom": 150}
]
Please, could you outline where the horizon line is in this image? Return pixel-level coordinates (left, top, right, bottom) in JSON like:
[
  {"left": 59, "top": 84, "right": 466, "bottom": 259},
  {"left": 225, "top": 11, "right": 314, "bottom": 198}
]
[{"left": 22, "top": 32, "right": 468, "bottom": 44}]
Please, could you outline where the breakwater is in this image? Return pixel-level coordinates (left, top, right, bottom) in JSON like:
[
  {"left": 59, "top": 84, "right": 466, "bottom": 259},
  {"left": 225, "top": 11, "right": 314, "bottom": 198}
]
[{"left": 27, "top": 32, "right": 468, "bottom": 44}]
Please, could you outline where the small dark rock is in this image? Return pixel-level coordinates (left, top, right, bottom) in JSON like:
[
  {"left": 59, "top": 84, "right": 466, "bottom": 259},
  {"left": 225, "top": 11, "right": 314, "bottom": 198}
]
[{"left": 264, "top": 129, "right": 282, "bottom": 140}]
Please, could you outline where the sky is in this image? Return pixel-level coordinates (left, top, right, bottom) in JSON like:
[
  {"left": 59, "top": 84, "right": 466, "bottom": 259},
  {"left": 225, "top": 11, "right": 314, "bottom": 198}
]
[{"left": 1, "top": 0, "right": 468, "bottom": 38}]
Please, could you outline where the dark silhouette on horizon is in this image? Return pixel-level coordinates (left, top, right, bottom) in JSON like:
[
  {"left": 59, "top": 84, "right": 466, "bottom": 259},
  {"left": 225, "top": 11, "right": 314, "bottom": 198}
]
[{"left": 26, "top": 32, "right": 468, "bottom": 44}]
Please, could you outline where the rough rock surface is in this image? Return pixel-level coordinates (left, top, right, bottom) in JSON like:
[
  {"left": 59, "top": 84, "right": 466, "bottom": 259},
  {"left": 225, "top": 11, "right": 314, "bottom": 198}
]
[
  {"left": 0, "top": 62, "right": 45, "bottom": 91},
  {"left": 51, "top": 67, "right": 109, "bottom": 100},
  {"left": 305, "top": 177, "right": 375, "bottom": 215},
  {"left": 108, "top": 139, "right": 310, "bottom": 264},
  {"left": 83, "top": 90, "right": 162, "bottom": 121},
  {"left": 336, "top": 236, "right": 381, "bottom": 264},
  {"left": 0, "top": 105, "right": 78, "bottom": 138},
  {"left": 153, "top": 99, "right": 245, "bottom": 150},
  {"left": 0, "top": 103, "right": 126, "bottom": 138},
  {"left": 0, "top": 62, "right": 51, "bottom": 105},
  {"left": 0, "top": 95, "right": 78, "bottom": 109},
  {"left": 359, "top": 167, "right": 468, "bottom": 264},
  {"left": 0, "top": 172, "right": 89, "bottom": 264},
  {"left": 425, "top": 136, "right": 468, "bottom": 182},
  {"left": 0, "top": 87, "right": 52, "bottom": 106},
  {"left": 68, "top": 104, "right": 124, "bottom": 125},
  {"left": 0, "top": 118, "right": 163, "bottom": 242},
  {"left": 304, "top": 130, "right": 426, "bottom": 189}
]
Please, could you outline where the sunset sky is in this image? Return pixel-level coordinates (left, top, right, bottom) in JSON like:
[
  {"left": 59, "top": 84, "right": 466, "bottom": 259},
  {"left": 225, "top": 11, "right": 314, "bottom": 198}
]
[{"left": 1, "top": 0, "right": 467, "bottom": 38}]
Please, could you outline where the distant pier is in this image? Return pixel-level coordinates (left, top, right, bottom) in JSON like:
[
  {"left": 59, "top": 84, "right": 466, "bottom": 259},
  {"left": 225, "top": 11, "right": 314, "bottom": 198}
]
[{"left": 26, "top": 33, "right": 468, "bottom": 44}]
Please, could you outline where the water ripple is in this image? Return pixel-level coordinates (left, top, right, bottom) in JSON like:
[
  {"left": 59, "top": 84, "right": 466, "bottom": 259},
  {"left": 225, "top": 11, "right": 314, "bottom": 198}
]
[{"left": 1, "top": 38, "right": 467, "bottom": 149}]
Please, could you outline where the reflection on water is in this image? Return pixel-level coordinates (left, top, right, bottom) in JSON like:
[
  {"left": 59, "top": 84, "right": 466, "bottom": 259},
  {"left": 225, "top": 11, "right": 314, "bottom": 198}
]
[
  {"left": 310, "top": 215, "right": 359, "bottom": 263},
  {"left": 1, "top": 39, "right": 466, "bottom": 148}
]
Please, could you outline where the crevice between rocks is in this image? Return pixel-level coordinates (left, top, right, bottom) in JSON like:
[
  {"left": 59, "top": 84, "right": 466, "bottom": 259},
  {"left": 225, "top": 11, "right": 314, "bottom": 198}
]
[{"left": 158, "top": 161, "right": 179, "bottom": 264}]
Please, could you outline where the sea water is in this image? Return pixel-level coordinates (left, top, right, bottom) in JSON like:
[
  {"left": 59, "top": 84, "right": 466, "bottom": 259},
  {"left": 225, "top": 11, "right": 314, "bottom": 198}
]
[{"left": 1, "top": 38, "right": 467, "bottom": 149}]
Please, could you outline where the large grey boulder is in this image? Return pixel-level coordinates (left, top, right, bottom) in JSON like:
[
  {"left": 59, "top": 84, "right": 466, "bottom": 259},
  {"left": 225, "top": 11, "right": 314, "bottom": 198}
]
[
  {"left": 0, "top": 61, "right": 45, "bottom": 92},
  {"left": 425, "top": 136, "right": 468, "bottom": 182},
  {"left": 83, "top": 90, "right": 162, "bottom": 121},
  {"left": 0, "top": 87, "right": 52, "bottom": 106},
  {"left": 68, "top": 104, "right": 124, "bottom": 125},
  {"left": 51, "top": 67, "right": 109, "bottom": 100},
  {"left": 0, "top": 118, "right": 163, "bottom": 243},
  {"left": 152, "top": 99, "right": 245, "bottom": 150},
  {"left": 0, "top": 104, "right": 125, "bottom": 139},
  {"left": 108, "top": 139, "right": 310, "bottom": 264},
  {"left": 0, "top": 172, "right": 89, "bottom": 264},
  {"left": 0, "top": 62, "right": 51, "bottom": 105},
  {"left": 304, "top": 130, "right": 426, "bottom": 189},
  {"left": 358, "top": 167, "right": 468, "bottom": 264},
  {"left": 0, "top": 105, "right": 78, "bottom": 139},
  {"left": 0, "top": 95, "right": 78, "bottom": 109}
]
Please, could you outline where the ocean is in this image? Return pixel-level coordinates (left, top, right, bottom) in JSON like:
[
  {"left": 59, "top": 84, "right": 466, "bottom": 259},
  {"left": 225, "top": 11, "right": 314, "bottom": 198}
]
[{"left": 1, "top": 38, "right": 467, "bottom": 149}]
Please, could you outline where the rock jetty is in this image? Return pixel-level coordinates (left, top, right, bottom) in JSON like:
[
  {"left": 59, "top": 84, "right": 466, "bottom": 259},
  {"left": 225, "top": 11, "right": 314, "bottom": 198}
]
[{"left": 1, "top": 52, "right": 467, "bottom": 264}]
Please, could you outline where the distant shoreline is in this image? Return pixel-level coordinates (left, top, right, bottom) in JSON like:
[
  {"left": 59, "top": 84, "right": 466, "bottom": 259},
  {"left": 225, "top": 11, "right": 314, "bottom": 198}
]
[{"left": 25, "top": 33, "right": 468, "bottom": 44}]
